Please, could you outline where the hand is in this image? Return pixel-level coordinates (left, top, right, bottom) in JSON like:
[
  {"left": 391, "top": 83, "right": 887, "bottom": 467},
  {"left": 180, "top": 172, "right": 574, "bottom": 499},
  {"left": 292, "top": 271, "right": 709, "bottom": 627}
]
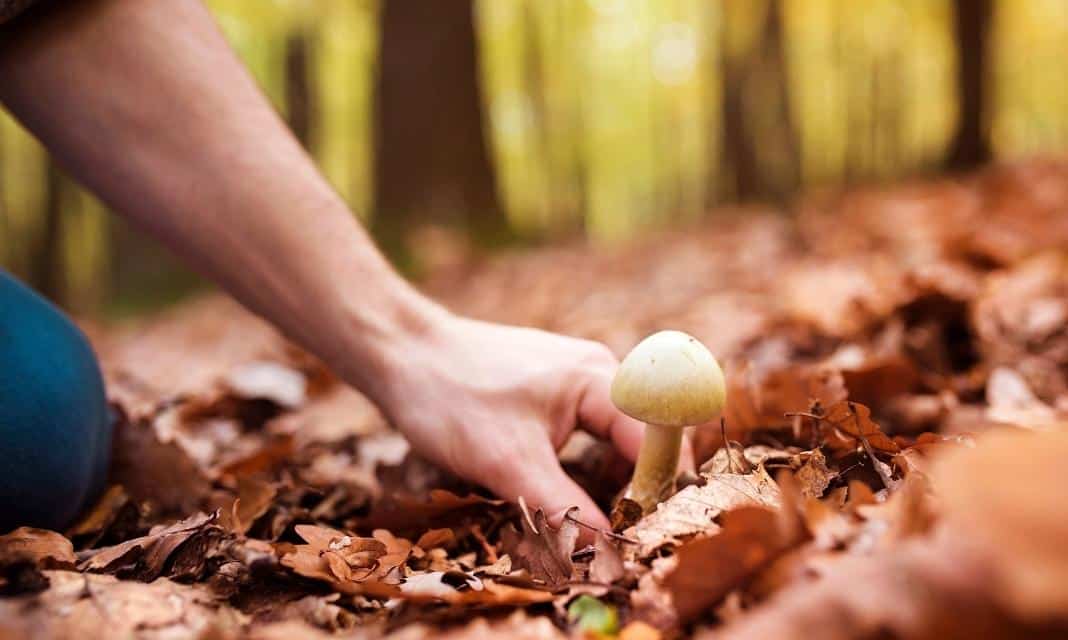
[{"left": 370, "top": 314, "right": 647, "bottom": 531}]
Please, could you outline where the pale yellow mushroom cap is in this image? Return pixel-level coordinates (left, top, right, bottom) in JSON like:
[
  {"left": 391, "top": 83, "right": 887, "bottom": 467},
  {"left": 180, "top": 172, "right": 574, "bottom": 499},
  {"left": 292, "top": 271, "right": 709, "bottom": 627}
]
[{"left": 610, "top": 330, "right": 726, "bottom": 427}]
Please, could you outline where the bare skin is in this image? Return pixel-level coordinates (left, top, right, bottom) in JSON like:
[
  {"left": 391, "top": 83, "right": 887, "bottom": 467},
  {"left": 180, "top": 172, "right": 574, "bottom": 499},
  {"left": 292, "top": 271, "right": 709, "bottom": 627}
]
[{"left": 0, "top": 0, "right": 648, "bottom": 533}]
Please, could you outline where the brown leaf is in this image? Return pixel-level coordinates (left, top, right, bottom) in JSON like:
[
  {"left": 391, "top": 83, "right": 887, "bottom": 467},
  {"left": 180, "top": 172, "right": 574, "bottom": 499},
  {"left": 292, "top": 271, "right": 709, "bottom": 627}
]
[
  {"left": 251, "top": 594, "right": 357, "bottom": 632},
  {"left": 415, "top": 528, "right": 455, "bottom": 551},
  {"left": 0, "top": 528, "right": 76, "bottom": 568},
  {"left": 0, "top": 570, "right": 246, "bottom": 638},
  {"left": 722, "top": 363, "right": 847, "bottom": 434},
  {"left": 79, "top": 511, "right": 221, "bottom": 580},
  {"left": 619, "top": 621, "right": 662, "bottom": 640},
  {"left": 627, "top": 465, "right": 781, "bottom": 558},
  {"left": 663, "top": 506, "right": 804, "bottom": 623},
  {"left": 701, "top": 444, "right": 793, "bottom": 475},
  {"left": 818, "top": 400, "right": 900, "bottom": 456},
  {"left": 836, "top": 350, "right": 921, "bottom": 411},
  {"left": 499, "top": 500, "right": 579, "bottom": 589},
  {"left": 108, "top": 413, "right": 213, "bottom": 516},
  {"left": 777, "top": 258, "right": 911, "bottom": 337},
  {"left": 793, "top": 448, "right": 835, "bottom": 498},
  {"left": 359, "top": 489, "right": 507, "bottom": 533},
  {"left": 370, "top": 528, "right": 413, "bottom": 582},
  {"left": 282, "top": 524, "right": 393, "bottom": 587},
  {"left": 66, "top": 485, "right": 141, "bottom": 549},
  {"left": 397, "top": 571, "right": 554, "bottom": 607},
  {"left": 386, "top": 610, "right": 565, "bottom": 639},
  {"left": 222, "top": 476, "right": 277, "bottom": 535},
  {"left": 894, "top": 432, "right": 973, "bottom": 476},
  {"left": 589, "top": 532, "right": 624, "bottom": 584},
  {"left": 698, "top": 542, "right": 1007, "bottom": 640},
  {"left": 933, "top": 428, "right": 1068, "bottom": 621},
  {"left": 985, "top": 366, "right": 1068, "bottom": 430}
]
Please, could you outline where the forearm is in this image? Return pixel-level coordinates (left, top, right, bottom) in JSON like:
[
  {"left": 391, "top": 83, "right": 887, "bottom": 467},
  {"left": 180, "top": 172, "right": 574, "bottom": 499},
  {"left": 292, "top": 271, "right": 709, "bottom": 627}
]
[{"left": 0, "top": 0, "right": 445, "bottom": 400}]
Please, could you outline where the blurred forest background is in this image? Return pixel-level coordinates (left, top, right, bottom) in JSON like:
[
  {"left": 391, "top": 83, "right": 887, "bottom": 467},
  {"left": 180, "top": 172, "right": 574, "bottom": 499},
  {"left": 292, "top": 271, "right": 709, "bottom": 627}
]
[{"left": 2, "top": 0, "right": 1067, "bottom": 314}]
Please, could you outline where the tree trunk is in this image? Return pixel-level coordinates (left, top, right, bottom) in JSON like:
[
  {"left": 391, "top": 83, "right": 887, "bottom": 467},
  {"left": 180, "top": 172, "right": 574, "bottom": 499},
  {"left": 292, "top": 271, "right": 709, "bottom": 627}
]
[
  {"left": 32, "top": 160, "right": 64, "bottom": 303},
  {"left": 945, "top": 0, "right": 993, "bottom": 170},
  {"left": 717, "top": 0, "right": 799, "bottom": 204},
  {"left": 372, "top": 0, "right": 510, "bottom": 266},
  {"left": 284, "top": 28, "right": 315, "bottom": 149},
  {"left": 717, "top": 3, "right": 758, "bottom": 203}
]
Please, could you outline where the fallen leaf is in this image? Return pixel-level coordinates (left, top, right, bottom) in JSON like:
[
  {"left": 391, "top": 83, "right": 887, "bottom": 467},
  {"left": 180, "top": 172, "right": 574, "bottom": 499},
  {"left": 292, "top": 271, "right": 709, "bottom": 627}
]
[
  {"left": 108, "top": 414, "right": 213, "bottom": 516},
  {"left": 359, "top": 489, "right": 507, "bottom": 533},
  {"left": 500, "top": 500, "right": 579, "bottom": 588},
  {"left": 0, "top": 571, "right": 246, "bottom": 638},
  {"left": 79, "top": 511, "right": 222, "bottom": 581},
  {"left": 933, "top": 428, "right": 1068, "bottom": 621},
  {"left": 281, "top": 524, "right": 393, "bottom": 588},
  {"left": 627, "top": 465, "right": 781, "bottom": 558},
  {"left": 793, "top": 449, "right": 835, "bottom": 498},
  {"left": 817, "top": 400, "right": 900, "bottom": 456},
  {"left": 222, "top": 476, "right": 278, "bottom": 535},
  {"left": 985, "top": 366, "right": 1068, "bottom": 430},
  {"left": 225, "top": 360, "right": 307, "bottom": 408},
  {"left": 722, "top": 363, "right": 847, "bottom": 434},
  {"left": 663, "top": 506, "right": 806, "bottom": 623},
  {"left": 619, "top": 621, "right": 663, "bottom": 640},
  {"left": 386, "top": 610, "right": 566, "bottom": 639},
  {"left": 0, "top": 528, "right": 76, "bottom": 568},
  {"left": 589, "top": 532, "right": 624, "bottom": 584},
  {"left": 415, "top": 528, "right": 455, "bottom": 551},
  {"left": 66, "top": 485, "right": 142, "bottom": 550}
]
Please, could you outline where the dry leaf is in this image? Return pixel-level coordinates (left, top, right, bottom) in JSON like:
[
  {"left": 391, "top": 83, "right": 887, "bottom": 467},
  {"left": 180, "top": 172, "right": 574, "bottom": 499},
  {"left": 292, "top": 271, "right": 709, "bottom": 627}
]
[
  {"left": 0, "top": 528, "right": 76, "bottom": 568},
  {"left": 0, "top": 571, "right": 246, "bottom": 638},
  {"left": 817, "top": 400, "right": 900, "bottom": 456},
  {"left": 500, "top": 501, "right": 579, "bottom": 588},
  {"left": 589, "top": 532, "right": 625, "bottom": 584},
  {"left": 79, "top": 511, "right": 222, "bottom": 581},
  {"left": 225, "top": 360, "right": 307, "bottom": 408},
  {"left": 664, "top": 506, "right": 803, "bottom": 623},
  {"left": 933, "top": 428, "right": 1068, "bottom": 621},
  {"left": 627, "top": 465, "right": 781, "bottom": 558},
  {"left": 985, "top": 366, "right": 1068, "bottom": 430}
]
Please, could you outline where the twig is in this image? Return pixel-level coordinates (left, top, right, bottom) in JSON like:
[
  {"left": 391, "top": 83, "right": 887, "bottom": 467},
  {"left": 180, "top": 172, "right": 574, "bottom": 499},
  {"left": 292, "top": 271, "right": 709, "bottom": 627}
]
[
  {"left": 848, "top": 402, "right": 894, "bottom": 490},
  {"left": 470, "top": 524, "right": 498, "bottom": 564},
  {"left": 564, "top": 512, "right": 639, "bottom": 545},
  {"left": 721, "top": 418, "right": 737, "bottom": 474},
  {"left": 785, "top": 410, "right": 823, "bottom": 449}
]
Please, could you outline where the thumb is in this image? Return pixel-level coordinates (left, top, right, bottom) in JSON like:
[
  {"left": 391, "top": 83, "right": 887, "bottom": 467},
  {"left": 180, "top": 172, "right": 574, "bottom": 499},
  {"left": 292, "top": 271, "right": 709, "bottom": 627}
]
[{"left": 577, "top": 370, "right": 645, "bottom": 462}]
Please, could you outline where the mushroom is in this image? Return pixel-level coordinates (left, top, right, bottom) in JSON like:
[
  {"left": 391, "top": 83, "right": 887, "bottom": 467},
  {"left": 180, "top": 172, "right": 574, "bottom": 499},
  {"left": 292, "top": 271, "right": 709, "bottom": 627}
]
[{"left": 610, "top": 330, "right": 726, "bottom": 514}]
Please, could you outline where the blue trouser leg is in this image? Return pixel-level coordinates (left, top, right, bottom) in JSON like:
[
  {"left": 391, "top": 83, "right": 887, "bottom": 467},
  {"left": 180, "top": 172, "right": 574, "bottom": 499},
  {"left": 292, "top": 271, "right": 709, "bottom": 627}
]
[{"left": 0, "top": 270, "right": 111, "bottom": 532}]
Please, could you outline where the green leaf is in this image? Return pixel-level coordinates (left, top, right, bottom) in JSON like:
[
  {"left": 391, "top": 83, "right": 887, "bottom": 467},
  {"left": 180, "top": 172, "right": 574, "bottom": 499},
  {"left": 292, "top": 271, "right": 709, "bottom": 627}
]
[{"left": 567, "top": 595, "right": 619, "bottom": 636}]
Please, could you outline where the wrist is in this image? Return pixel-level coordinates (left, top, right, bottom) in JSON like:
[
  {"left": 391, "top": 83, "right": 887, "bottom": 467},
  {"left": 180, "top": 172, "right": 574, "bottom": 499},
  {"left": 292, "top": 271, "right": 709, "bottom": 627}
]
[{"left": 329, "top": 277, "right": 456, "bottom": 410}]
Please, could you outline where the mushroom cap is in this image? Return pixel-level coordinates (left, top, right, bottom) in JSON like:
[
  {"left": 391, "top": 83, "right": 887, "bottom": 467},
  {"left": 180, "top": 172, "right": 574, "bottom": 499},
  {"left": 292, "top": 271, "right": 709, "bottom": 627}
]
[{"left": 610, "top": 330, "right": 726, "bottom": 427}]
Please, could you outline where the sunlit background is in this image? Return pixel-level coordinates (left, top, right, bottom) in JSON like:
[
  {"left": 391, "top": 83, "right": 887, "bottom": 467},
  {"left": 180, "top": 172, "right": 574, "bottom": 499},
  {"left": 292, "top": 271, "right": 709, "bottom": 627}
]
[{"left": 2, "top": 0, "right": 1068, "bottom": 313}]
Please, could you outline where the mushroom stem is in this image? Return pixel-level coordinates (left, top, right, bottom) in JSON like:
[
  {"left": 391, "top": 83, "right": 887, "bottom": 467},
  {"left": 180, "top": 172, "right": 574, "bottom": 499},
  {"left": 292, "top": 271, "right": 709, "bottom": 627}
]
[{"left": 626, "top": 423, "right": 682, "bottom": 513}]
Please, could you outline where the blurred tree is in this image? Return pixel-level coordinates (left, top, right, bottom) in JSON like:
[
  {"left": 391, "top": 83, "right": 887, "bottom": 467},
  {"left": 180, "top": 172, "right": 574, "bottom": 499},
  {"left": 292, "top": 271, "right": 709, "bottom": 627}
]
[
  {"left": 372, "top": 0, "right": 512, "bottom": 267},
  {"left": 946, "top": 0, "right": 992, "bottom": 169},
  {"left": 718, "top": 0, "right": 799, "bottom": 204},
  {"left": 32, "top": 161, "right": 64, "bottom": 301},
  {"left": 284, "top": 27, "right": 316, "bottom": 148}
]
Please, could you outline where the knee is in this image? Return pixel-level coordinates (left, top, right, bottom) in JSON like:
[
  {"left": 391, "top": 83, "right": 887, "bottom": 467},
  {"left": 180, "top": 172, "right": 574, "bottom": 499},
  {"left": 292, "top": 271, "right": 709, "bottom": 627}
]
[{"left": 0, "top": 275, "right": 111, "bottom": 532}]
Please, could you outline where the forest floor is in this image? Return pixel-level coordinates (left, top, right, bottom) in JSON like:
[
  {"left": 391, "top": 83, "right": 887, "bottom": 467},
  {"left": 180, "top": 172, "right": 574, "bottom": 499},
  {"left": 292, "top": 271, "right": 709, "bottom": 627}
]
[{"left": 4, "top": 158, "right": 1068, "bottom": 639}]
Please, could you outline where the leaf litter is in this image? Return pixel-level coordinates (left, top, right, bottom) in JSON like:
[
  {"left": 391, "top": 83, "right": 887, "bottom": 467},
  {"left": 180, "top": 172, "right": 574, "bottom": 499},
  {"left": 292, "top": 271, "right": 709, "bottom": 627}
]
[{"left": 5, "top": 159, "right": 1068, "bottom": 637}]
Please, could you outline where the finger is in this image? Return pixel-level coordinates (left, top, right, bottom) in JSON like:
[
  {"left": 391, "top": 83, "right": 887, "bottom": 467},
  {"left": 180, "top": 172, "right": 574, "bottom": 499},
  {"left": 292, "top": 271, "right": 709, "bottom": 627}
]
[
  {"left": 487, "top": 453, "right": 609, "bottom": 546},
  {"left": 577, "top": 372, "right": 645, "bottom": 462}
]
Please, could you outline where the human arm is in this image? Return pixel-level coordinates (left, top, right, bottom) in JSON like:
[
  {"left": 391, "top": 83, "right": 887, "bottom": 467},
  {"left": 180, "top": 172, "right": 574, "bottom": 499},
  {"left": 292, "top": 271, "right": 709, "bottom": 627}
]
[{"left": 0, "top": 0, "right": 646, "bottom": 529}]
